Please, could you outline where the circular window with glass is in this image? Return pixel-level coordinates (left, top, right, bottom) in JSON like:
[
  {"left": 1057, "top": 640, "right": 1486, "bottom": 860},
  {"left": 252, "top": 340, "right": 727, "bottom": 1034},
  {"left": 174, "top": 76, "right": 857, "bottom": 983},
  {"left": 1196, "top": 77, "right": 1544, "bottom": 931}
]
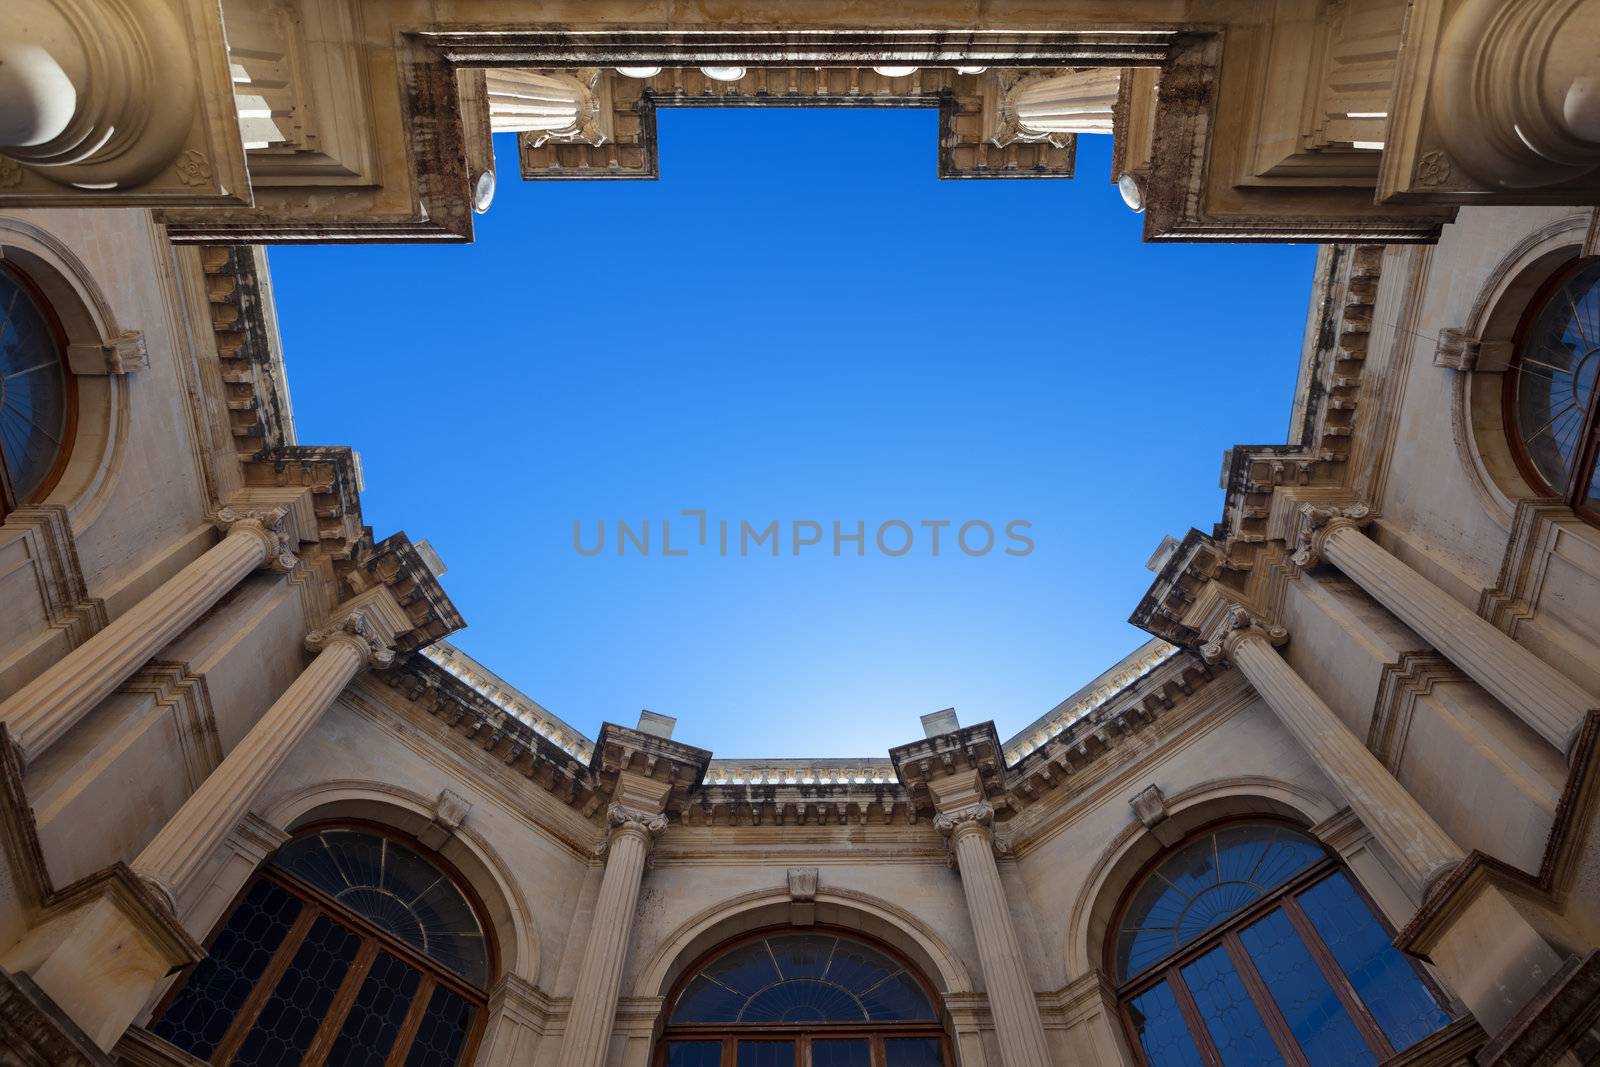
[
  {"left": 1505, "top": 256, "right": 1600, "bottom": 523},
  {"left": 0, "top": 262, "right": 75, "bottom": 520},
  {"left": 150, "top": 825, "right": 492, "bottom": 1067},
  {"left": 1113, "top": 821, "right": 1454, "bottom": 1067},
  {"left": 659, "top": 929, "right": 949, "bottom": 1067}
]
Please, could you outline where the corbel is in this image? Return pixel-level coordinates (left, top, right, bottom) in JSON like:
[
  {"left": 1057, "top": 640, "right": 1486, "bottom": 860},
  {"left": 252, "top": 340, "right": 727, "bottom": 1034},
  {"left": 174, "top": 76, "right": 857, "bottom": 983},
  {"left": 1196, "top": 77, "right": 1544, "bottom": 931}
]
[
  {"left": 1431, "top": 327, "right": 1511, "bottom": 373},
  {"left": 65, "top": 329, "right": 148, "bottom": 375}
]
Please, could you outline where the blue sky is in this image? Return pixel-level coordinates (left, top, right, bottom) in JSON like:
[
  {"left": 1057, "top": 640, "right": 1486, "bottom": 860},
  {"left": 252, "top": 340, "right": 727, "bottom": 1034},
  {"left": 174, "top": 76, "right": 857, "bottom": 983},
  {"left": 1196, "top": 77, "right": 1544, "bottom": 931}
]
[{"left": 269, "top": 108, "right": 1315, "bottom": 757}]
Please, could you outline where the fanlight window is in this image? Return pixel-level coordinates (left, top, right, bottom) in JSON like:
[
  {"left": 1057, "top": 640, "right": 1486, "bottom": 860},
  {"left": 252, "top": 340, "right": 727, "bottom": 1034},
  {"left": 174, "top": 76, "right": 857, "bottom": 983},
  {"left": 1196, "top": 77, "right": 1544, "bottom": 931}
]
[
  {"left": 151, "top": 827, "right": 490, "bottom": 1067},
  {"left": 1506, "top": 256, "right": 1600, "bottom": 523},
  {"left": 0, "top": 264, "right": 73, "bottom": 519},
  {"left": 1114, "top": 822, "right": 1453, "bottom": 1067},
  {"left": 662, "top": 931, "right": 947, "bottom": 1067}
]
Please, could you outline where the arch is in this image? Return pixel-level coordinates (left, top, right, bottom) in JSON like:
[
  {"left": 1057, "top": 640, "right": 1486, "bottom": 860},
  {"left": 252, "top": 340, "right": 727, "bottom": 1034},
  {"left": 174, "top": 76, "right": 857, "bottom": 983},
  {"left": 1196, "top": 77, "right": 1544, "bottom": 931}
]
[
  {"left": 260, "top": 778, "right": 539, "bottom": 984},
  {"left": 1451, "top": 212, "right": 1597, "bottom": 527},
  {"left": 0, "top": 215, "right": 129, "bottom": 531},
  {"left": 635, "top": 886, "right": 974, "bottom": 1004},
  {"left": 1065, "top": 777, "right": 1339, "bottom": 978}
]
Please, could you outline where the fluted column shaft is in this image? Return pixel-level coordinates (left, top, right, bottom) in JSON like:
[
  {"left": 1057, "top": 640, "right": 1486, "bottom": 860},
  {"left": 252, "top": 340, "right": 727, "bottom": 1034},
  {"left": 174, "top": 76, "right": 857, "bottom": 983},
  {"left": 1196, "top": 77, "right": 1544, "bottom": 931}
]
[
  {"left": 1227, "top": 627, "right": 1465, "bottom": 891},
  {"left": 132, "top": 634, "right": 367, "bottom": 900},
  {"left": 943, "top": 814, "right": 1052, "bottom": 1067},
  {"left": 0, "top": 517, "right": 290, "bottom": 764},
  {"left": 1320, "top": 523, "right": 1591, "bottom": 753},
  {"left": 558, "top": 808, "right": 664, "bottom": 1067}
]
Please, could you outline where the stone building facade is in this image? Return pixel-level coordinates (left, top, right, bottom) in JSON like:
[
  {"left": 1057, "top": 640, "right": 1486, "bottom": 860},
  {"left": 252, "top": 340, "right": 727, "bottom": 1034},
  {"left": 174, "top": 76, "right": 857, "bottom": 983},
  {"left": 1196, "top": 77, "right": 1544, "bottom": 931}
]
[{"left": 1, "top": 2, "right": 1599, "bottom": 1066}]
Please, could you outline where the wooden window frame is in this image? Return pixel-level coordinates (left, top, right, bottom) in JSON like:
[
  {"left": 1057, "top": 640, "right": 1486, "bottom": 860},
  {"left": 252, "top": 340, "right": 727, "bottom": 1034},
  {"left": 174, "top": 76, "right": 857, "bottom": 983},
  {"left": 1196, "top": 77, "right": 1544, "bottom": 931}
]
[
  {"left": 0, "top": 260, "right": 78, "bottom": 522},
  {"left": 1502, "top": 254, "right": 1600, "bottom": 526},
  {"left": 151, "top": 822, "right": 493, "bottom": 1067},
  {"left": 654, "top": 926, "right": 952, "bottom": 1067},
  {"left": 1109, "top": 817, "right": 1453, "bottom": 1067}
]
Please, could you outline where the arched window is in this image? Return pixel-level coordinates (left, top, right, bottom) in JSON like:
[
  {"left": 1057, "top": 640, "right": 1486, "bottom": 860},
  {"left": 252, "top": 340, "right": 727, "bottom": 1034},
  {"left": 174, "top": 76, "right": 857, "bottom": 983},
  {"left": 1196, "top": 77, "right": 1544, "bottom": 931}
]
[
  {"left": 1112, "top": 821, "right": 1453, "bottom": 1067},
  {"left": 1505, "top": 256, "right": 1600, "bottom": 523},
  {"left": 150, "top": 825, "right": 492, "bottom": 1067},
  {"left": 0, "top": 262, "right": 75, "bottom": 521},
  {"left": 659, "top": 929, "right": 948, "bottom": 1067}
]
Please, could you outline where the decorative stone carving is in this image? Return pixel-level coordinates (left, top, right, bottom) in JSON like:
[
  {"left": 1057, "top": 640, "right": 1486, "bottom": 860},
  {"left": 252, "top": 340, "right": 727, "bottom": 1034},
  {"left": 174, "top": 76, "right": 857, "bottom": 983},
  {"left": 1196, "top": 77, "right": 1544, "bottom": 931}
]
[
  {"left": 305, "top": 609, "right": 397, "bottom": 670},
  {"left": 1199, "top": 604, "right": 1288, "bottom": 665},
  {"left": 1130, "top": 784, "right": 1182, "bottom": 847},
  {"left": 1290, "top": 501, "right": 1372, "bottom": 568},
  {"left": 419, "top": 788, "right": 473, "bottom": 850},
  {"left": 65, "top": 330, "right": 147, "bottom": 375},
  {"left": 788, "top": 867, "right": 818, "bottom": 926},
  {"left": 932, "top": 801, "right": 995, "bottom": 838},
  {"left": 215, "top": 504, "right": 298, "bottom": 573},
  {"left": 1432, "top": 328, "right": 1512, "bottom": 372},
  {"left": 605, "top": 802, "right": 669, "bottom": 840}
]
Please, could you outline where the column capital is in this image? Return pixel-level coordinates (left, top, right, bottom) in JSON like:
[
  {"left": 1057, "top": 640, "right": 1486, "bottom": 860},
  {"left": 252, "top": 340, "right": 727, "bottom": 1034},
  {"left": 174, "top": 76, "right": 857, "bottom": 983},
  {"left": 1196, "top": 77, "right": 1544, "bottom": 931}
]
[
  {"left": 605, "top": 802, "right": 669, "bottom": 840},
  {"left": 1199, "top": 604, "right": 1287, "bottom": 666},
  {"left": 933, "top": 800, "right": 995, "bottom": 839},
  {"left": 305, "top": 608, "right": 397, "bottom": 669},
  {"left": 216, "top": 504, "right": 298, "bottom": 573},
  {"left": 1290, "top": 501, "right": 1372, "bottom": 569}
]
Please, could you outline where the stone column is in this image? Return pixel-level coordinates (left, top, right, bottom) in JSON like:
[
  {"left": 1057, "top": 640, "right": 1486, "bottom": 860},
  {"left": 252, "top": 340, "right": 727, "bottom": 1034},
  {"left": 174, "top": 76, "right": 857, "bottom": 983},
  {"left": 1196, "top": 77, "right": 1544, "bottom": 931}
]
[
  {"left": 0, "top": 588, "right": 403, "bottom": 1052},
  {"left": 935, "top": 802, "right": 1053, "bottom": 1067},
  {"left": 132, "top": 606, "right": 396, "bottom": 907},
  {"left": 1295, "top": 503, "right": 1592, "bottom": 754},
  {"left": 1435, "top": 0, "right": 1600, "bottom": 190},
  {"left": 1005, "top": 68, "right": 1122, "bottom": 137},
  {"left": 0, "top": 0, "right": 197, "bottom": 188},
  {"left": 557, "top": 804, "right": 667, "bottom": 1067},
  {"left": 0, "top": 506, "right": 299, "bottom": 765},
  {"left": 1202, "top": 606, "right": 1466, "bottom": 894}
]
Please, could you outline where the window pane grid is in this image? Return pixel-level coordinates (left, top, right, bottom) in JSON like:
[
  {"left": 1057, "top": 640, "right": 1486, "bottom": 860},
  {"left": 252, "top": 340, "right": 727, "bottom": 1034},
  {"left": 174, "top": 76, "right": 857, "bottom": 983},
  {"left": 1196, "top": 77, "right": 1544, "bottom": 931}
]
[{"left": 1117, "top": 827, "right": 1451, "bottom": 1067}]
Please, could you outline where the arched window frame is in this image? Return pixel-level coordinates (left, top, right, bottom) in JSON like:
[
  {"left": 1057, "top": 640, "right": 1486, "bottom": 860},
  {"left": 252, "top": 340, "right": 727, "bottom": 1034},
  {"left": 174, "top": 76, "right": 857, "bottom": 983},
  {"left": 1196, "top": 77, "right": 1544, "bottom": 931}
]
[
  {"left": 1107, "top": 817, "right": 1454, "bottom": 1067},
  {"left": 1502, "top": 254, "right": 1600, "bottom": 526},
  {"left": 0, "top": 259, "right": 78, "bottom": 522},
  {"left": 656, "top": 926, "right": 953, "bottom": 1067},
  {"left": 150, "top": 819, "right": 496, "bottom": 1067}
]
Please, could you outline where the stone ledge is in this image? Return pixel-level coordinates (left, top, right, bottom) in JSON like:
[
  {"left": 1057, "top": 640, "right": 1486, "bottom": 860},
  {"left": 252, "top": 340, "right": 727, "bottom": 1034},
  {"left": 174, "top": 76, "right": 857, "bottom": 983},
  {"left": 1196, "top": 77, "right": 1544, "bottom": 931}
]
[{"left": 0, "top": 968, "right": 112, "bottom": 1067}]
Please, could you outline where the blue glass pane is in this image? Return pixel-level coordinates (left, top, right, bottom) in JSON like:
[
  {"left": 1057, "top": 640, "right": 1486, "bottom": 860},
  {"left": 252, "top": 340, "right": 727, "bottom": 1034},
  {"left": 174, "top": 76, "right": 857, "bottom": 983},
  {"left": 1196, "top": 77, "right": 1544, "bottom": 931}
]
[
  {"left": 668, "top": 1041, "right": 723, "bottom": 1067},
  {"left": 404, "top": 984, "right": 476, "bottom": 1067},
  {"left": 1179, "top": 945, "right": 1287, "bottom": 1067},
  {"left": 812, "top": 1039, "right": 870, "bottom": 1067},
  {"left": 861, "top": 970, "right": 936, "bottom": 1021},
  {"left": 1126, "top": 981, "right": 1206, "bottom": 1067},
  {"left": 272, "top": 830, "right": 487, "bottom": 987},
  {"left": 674, "top": 975, "right": 745, "bottom": 1023},
  {"left": 883, "top": 1038, "right": 943, "bottom": 1067},
  {"left": 768, "top": 935, "right": 835, "bottom": 979},
  {"left": 231, "top": 914, "right": 363, "bottom": 1067},
  {"left": 673, "top": 935, "right": 934, "bottom": 1025},
  {"left": 742, "top": 980, "right": 865, "bottom": 1022},
  {"left": 1298, "top": 873, "right": 1450, "bottom": 1052},
  {"left": 1117, "top": 825, "right": 1323, "bottom": 979},
  {"left": 151, "top": 879, "right": 303, "bottom": 1059},
  {"left": 1238, "top": 908, "right": 1374, "bottom": 1066},
  {"left": 737, "top": 1041, "right": 795, "bottom": 1067},
  {"left": 0, "top": 269, "right": 69, "bottom": 502},
  {"left": 327, "top": 950, "right": 423, "bottom": 1067}
]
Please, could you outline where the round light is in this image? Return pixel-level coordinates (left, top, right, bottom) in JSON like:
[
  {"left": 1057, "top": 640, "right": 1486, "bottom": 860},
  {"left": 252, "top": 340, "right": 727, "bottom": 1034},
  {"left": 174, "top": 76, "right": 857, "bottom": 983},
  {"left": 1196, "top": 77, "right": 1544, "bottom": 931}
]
[
  {"left": 872, "top": 66, "right": 918, "bottom": 78},
  {"left": 955, "top": 66, "right": 988, "bottom": 75},
  {"left": 615, "top": 66, "right": 661, "bottom": 79},
  {"left": 700, "top": 66, "right": 746, "bottom": 82},
  {"left": 473, "top": 169, "right": 496, "bottom": 214},
  {"left": 1118, "top": 173, "right": 1145, "bottom": 213}
]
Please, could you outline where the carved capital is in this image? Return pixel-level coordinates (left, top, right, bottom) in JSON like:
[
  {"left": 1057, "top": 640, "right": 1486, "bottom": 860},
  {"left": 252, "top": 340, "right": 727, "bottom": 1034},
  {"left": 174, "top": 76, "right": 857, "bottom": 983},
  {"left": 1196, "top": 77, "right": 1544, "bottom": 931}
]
[
  {"left": 1290, "top": 501, "right": 1372, "bottom": 569},
  {"left": 933, "top": 801, "right": 995, "bottom": 838},
  {"left": 1199, "top": 604, "right": 1288, "bottom": 666},
  {"left": 305, "top": 609, "right": 396, "bottom": 669},
  {"left": 216, "top": 505, "right": 298, "bottom": 573},
  {"left": 606, "top": 802, "right": 669, "bottom": 841}
]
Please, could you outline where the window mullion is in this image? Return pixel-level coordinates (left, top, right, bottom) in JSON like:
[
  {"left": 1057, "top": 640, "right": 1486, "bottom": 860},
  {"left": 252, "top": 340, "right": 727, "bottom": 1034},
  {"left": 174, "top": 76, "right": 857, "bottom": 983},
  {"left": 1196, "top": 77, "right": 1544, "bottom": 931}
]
[
  {"left": 385, "top": 974, "right": 437, "bottom": 1067},
  {"left": 1280, "top": 895, "right": 1394, "bottom": 1060},
  {"left": 1165, "top": 963, "right": 1228, "bottom": 1067},
  {"left": 214, "top": 895, "right": 319, "bottom": 1067},
  {"left": 301, "top": 935, "right": 380, "bottom": 1065},
  {"left": 1220, "top": 929, "right": 1311, "bottom": 1067}
]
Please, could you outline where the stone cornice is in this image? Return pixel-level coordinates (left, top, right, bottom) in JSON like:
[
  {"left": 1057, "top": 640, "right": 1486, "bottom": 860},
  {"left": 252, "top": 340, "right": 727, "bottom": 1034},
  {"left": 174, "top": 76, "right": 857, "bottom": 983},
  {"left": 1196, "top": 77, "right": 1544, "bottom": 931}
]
[
  {"left": 198, "top": 245, "right": 295, "bottom": 464},
  {"left": 591, "top": 724, "right": 711, "bottom": 817},
  {"left": 344, "top": 533, "right": 464, "bottom": 654},
  {"left": 681, "top": 783, "right": 918, "bottom": 827},
  {"left": 241, "top": 445, "right": 367, "bottom": 566},
  {"left": 888, "top": 722, "right": 1007, "bottom": 818},
  {"left": 379, "top": 656, "right": 607, "bottom": 820}
]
